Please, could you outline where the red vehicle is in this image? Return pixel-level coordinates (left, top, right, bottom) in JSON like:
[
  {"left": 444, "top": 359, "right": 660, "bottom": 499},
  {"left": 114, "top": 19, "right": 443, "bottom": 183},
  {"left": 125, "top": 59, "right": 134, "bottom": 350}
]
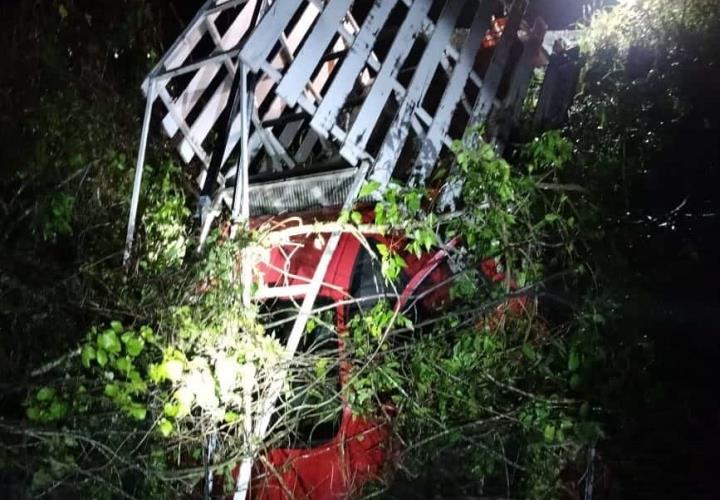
[
  {"left": 222, "top": 210, "right": 525, "bottom": 499},
  {"left": 243, "top": 220, "right": 452, "bottom": 499}
]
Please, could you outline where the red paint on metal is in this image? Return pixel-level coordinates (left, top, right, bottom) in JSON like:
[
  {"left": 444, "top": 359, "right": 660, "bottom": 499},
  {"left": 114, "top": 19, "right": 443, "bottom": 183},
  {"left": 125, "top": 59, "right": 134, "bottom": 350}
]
[
  {"left": 229, "top": 209, "right": 526, "bottom": 499},
  {"left": 249, "top": 407, "right": 391, "bottom": 500}
]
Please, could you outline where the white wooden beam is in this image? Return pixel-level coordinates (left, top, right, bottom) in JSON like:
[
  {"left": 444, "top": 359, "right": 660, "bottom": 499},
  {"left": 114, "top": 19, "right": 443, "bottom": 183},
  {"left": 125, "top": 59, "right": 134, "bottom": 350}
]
[
  {"left": 276, "top": 0, "right": 354, "bottom": 107},
  {"left": 410, "top": 1, "right": 493, "bottom": 184},
  {"left": 472, "top": 0, "right": 527, "bottom": 125},
  {"left": 162, "top": 0, "right": 257, "bottom": 139},
  {"left": 240, "top": 0, "right": 303, "bottom": 71},
  {"left": 254, "top": 284, "right": 311, "bottom": 300},
  {"left": 340, "top": 0, "right": 433, "bottom": 166},
  {"left": 124, "top": 81, "right": 157, "bottom": 265},
  {"left": 310, "top": 0, "right": 398, "bottom": 139},
  {"left": 368, "top": 0, "right": 466, "bottom": 187},
  {"left": 222, "top": 4, "right": 321, "bottom": 168}
]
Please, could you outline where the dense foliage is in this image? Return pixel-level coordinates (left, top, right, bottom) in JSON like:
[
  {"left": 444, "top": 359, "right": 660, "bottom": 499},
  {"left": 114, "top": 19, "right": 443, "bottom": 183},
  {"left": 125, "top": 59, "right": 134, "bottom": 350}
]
[
  {"left": 563, "top": 0, "right": 720, "bottom": 497},
  {"left": 342, "top": 130, "right": 602, "bottom": 498}
]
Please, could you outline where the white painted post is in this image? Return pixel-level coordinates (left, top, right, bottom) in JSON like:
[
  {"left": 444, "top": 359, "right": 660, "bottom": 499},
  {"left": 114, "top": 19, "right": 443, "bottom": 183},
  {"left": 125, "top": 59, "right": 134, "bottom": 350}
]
[
  {"left": 231, "top": 63, "right": 250, "bottom": 221},
  {"left": 123, "top": 80, "right": 157, "bottom": 266}
]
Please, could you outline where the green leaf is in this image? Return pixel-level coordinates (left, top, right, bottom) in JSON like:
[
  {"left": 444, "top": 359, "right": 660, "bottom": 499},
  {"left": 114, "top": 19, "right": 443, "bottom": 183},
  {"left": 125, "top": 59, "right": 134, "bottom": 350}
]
[
  {"left": 544, "top": 424, "right": 556, "bottom": 441},
  {"left": 110, "top": 321, "right": 123, "bottom": 333},
  {"left": 36, "top": 387, "right": 56, "bottom": 402},
  {"left": 522, "top": 343, "right": 537, "bottom": 361},
  {"left": 126, "top": 337, "right": 145, "bottom": 357},
  {"left": 128, "top": 370, "right": 147, "bottom": 394},
  {"left": 104, "top": 383, "right": 120, "bottom": 399},
  {"left": 306, "top": 318, "right": 316, "bottom": 333},
  {"left": 374, "top": 203, "right": 386, "bottom": 226},
  {"left": 148, "top": 363, "right": 162, "bottom": 383},
  {"left": 81, "top": 344, "right": 96, "bottom": 368},
  {"left": 98, "top": 329, "right": 121, "bottom": 354},
  {"left": 128, "top": 404, "right": 147, "bottom": 421},
  {"left": 26, "top": 406, "right": 41, "bottom": 421},
  {"left": 568, "top": 348, "right": 580, "bottom": 371},
  {"left": 48, "top": 401, "right": 68, "bottom": 420},
  {"left": 314, "top": 358, "right": 329, "bottom": 378},
  {"left": 359, "top": 180, "right": 381, "bottom": 198},
  {"left": 139, "top": 326, "right": 155, "bottom": 343},
  {"left": 115, "top": 357, "right": 132, "bottom": 374},
  {"left": 223, "top": 411, "right": 239, "bottom": 423},
  {"left": 406, "top": 192, "right": 421, "bottom": 213},
  {"left": 376, "top": 243, "right": 389, "bottom": 258},
  {"left": 163, "top": 402, "right": 179, "bottom": 418},
  {"left": 96, "top": 348, "right": 108, "bottom": 367},
  {"left": 158, "top": 418, "right": 173, "bottom": 437},
  {"left": 58, "top": 4, "right": 68, "bottom": 20},
  {"left": 350, "top": 210, "right": 363, "bottom": 225}
]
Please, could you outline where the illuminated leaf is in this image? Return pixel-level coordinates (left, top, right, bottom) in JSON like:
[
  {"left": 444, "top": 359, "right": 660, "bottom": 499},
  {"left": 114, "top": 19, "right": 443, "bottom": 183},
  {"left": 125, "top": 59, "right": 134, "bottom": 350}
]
[
  {"left": 163, "top": 402, "right": 179, "bottom": 418},
  {"left": 98, "top": 330, "right": 121, "bottom": 354},
  {"left": 161, "top": 359, "right": 184, "bottom": 382},
  {"left": 223, "top": 411, "right": 239, "bottom": 423},
  {"left": 126, "top": 337, "right": 144, "bottom": 357},
  {"left": 96, "top": 348, "right": 108, "bottom": 367},
  {"left": 128, "top": 403, "right": 147, "bottom": 421},
  {"left": 359, "top": 180, "right": 381, "bottom": 198},
  {"left": 81, "top": 344, "right": 96, "bottom": 368},
  {"left": 158, "top": 418, "right": 173, "bottom": 437}
]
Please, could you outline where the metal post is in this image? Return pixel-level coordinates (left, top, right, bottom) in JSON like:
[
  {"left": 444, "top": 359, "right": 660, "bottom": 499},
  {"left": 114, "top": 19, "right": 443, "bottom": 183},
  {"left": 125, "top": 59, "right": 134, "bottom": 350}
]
[
  {"left": 241, "top": 77, "right": 252, "bottom": 222},
  {"left": 123, "top": 80, "right": 157, "bottom": 266},
  {"left": 231, "top": 63, "right": 251, "bottom": 222}
]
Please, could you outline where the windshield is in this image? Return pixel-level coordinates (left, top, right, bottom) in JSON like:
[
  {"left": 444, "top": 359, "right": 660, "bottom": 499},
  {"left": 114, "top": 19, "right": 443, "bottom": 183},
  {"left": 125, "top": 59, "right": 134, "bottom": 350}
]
[{"left": 262, "top": 300, "right": 342, "bottom": 448}]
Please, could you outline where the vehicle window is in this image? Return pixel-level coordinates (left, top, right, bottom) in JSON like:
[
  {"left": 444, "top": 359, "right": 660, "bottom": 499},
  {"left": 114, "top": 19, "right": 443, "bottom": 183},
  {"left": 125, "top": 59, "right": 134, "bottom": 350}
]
[
  {"left": 349, "top": 239, "right": 409, "bottom": 314},
  {"left": 262, "top": 300, "right": 342, "bottom": 448}
]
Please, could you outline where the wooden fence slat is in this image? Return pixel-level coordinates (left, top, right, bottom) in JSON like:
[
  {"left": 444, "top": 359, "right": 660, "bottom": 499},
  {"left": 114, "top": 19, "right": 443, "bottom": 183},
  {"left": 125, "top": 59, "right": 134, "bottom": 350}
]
[
  {"left": 163, "top": 0, "right": 257, "bottom": 139},
  {"left": 369, "top": 0, "right": 466, "bottom": 186},
  {"left": 276, "top": 0, "right": 354, "bottom": 107},
  {"left": 438, "top": 0, "right": 528, "bottom": 210},
  {"left": 295, "top": 130, "right": 319, "bottom": 162},
  {"left": 220, "top": 5, "right": 321, "bottom": 167},
  {"left": 180, "top": 2, "right": 319, "bottom": 164},
  {"left": 240, "top": 0, "right": 303, "bottom": 71},
  {"left": 471, "top": 0, "right": 527, "bottom": 124},
  {"left": 157, "top": 86, "right": 212, "bottom": 166},
  {"left": 310, "top": 0, "right": 398, "bottom": 139},
  {"left": 340, "top": 0, "right": 433, "bottom": 166},
  {"left": 495, "top": 41, "right": 536, "bottom": 145},
  {"left": 178, "top": 75, "right": 232, "bottom": 163},
  {"left": 409, "top": 1, "right": 493, "bottom": 185}
]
